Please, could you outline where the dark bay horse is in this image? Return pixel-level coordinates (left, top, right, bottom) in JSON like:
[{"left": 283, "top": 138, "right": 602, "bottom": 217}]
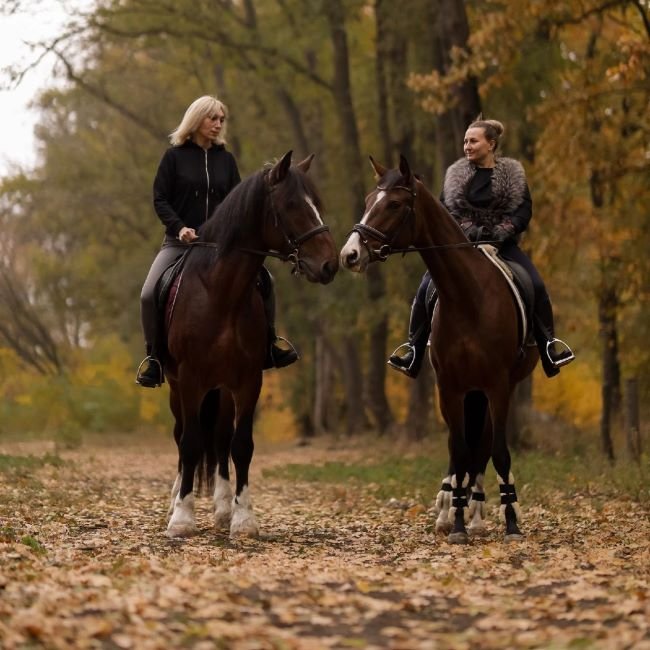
[
  {"left": 340, "top": 156, "right": 538, "bottom": 543},
  {"left": 165, "top": 151, "right": 338, "bottom": 538}
]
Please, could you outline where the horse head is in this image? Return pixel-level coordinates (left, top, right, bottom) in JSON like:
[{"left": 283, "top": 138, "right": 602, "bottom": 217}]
[
  {"left": 340, "top": 155, "right": 418, "bottom": 273},
  {"left": 263, "top": 151, "right": 338, "bottom": 284}
]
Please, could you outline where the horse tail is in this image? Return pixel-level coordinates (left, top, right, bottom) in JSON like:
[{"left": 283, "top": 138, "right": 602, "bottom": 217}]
[{"left": 196, "top": 389, "right": 220, "bottom": 497}]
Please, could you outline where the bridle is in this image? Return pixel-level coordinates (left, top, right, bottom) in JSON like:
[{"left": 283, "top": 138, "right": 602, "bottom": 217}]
[
  {"left": 349, "top": 182, "right": 501, "bottom": 262},
  {"left": 349, "top": 184, "right": 417, "bottom": 262},
  {"left": 192, "top": 171, "right": 329, "bottom": 274}
]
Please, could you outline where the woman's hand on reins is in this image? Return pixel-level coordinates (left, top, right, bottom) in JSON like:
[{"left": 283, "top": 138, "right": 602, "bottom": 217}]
[{"left": 178, "top": 227, "right": 198, "bottom": 243}]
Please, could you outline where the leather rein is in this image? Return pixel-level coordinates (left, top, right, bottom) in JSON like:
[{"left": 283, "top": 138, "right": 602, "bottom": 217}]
[{"left": 349, "top": 183, "right": 501, "bottom": 262}]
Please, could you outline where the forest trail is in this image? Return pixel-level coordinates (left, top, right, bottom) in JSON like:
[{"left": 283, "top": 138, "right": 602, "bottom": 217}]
[{"left": 1, "top": 435, "right": 648, "bottom": 649}]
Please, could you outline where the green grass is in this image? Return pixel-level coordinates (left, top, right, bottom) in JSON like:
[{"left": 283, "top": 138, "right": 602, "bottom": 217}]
[
  {"left": 0, "top": 453, "right": 64, "bottom": 475},
  {"left": 264, "top": 447, "right": 650, "bottom": 505}
]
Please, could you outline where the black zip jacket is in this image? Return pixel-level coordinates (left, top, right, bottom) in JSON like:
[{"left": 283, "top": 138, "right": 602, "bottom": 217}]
[{"left": 152, "top": 140, "right": 241, "bottom": 237}]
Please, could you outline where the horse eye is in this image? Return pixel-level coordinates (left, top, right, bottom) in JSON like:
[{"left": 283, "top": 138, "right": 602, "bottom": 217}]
[{"left": 388, "top": 201, "right": 401, "bottom": 210}]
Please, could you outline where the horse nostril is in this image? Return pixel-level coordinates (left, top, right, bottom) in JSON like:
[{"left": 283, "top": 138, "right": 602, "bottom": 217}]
[
  {"left": 321, "top": 259, "right": 337, "bottom": 282},
  {"left": 344, "top": 250, "right": 358, "bottom": 267}
]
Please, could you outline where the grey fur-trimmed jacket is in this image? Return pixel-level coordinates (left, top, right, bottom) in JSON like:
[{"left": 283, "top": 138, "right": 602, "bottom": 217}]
[{"left": 441, "top": 157, "right": 532, "bottom": 240}]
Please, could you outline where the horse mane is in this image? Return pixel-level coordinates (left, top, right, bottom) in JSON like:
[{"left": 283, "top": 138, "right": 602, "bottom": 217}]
[{"left": 185, "top": 164, "right": 324, "bottom": 273}]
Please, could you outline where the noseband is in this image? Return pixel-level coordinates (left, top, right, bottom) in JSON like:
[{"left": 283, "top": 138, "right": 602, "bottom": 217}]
[{"left": 349, "top": 184, "right": 417, "bottom": 262}]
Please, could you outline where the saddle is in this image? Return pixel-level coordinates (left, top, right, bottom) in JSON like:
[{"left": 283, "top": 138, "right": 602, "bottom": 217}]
[
  {"left": 151, "top": 250, "right": 192, "bottom": 366},
  {"left": 424, "top": 245, "right": 536, "bottom": 349}
]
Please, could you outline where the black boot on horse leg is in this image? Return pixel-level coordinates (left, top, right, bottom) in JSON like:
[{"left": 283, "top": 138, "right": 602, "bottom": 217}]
[
  {"left": 388, "top": 281, "right": 431, "bottom": 378},
  {"left": 136, "top": 344, "right": 164, "bottom": 388},
  {"left": 533, "top": 294, "right": 575, "bottom": 378},
  {"left": 499, "top": 473, "right": 524, "bottom": 542},
  {"left": 448, "top": 478, "right": 470, "bottom": 544},
  {"left": 258, "top": 267, "right": 299, "bottom": 370}
]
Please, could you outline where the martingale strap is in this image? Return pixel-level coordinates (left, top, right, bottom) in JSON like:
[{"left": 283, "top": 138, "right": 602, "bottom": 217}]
[{"left": 499, "top": 483, "right": 518, "bottom": 505}]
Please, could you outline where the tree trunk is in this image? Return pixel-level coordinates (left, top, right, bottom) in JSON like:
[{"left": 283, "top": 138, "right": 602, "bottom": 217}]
[
  {"left": 325, "top": 0, "right": 392, "bottom": 434},
  {"left": 624, "top": 378, "right": 641, "bottom": 463},
  {"left": 598, "top": 275, "right": 619, "bottom": 462}
]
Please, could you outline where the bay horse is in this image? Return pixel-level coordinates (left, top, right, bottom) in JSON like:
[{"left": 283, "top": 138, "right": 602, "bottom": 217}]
[
  {"left": 340, "top": 155, "right": 538, "bottom": 543},
  {"left": 165, "top": 151, "right": 338, "bottom": 538}
]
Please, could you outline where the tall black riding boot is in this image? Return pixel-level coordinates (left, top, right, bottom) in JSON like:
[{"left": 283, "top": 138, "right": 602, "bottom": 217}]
[
  {"left": 387, "top": 293, "right": 431, "bottom": 379},
  {"left": 259, "top": 267, "right": 299, "bottom": 370},
  {"left": 135, "top": 345, "right": 164, "bottom": 388},
  {"left": 533, "top": 295, "right": 575, "bottom": 378}
]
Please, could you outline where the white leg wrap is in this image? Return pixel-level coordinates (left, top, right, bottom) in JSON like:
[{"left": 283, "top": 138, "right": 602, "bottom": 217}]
[
  {"left": 166, "top": 493, "right": 198, "bottom": 538},
  {"left": 230, "top": 486, "right": 259, "bottom": 537},
  {"left": 498, "top": 472, "right": 523, "bottom": 523},
  {"left": 434, "top": 476, "right": 452, "bottom": 532},
  {"left": 213, "top": 476, "right": 233, "bottom": 530},
  {"left": 167, "top": 473, "right": 181, "bottom": 517}
]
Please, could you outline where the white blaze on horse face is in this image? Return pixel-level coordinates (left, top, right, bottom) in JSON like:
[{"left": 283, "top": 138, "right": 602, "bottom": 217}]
[
  {"left": 361, "top": 190, "right": 387, "bottom": 223},
  {"left": 304, "top": 195, "right": 323, "bottom": 225}
]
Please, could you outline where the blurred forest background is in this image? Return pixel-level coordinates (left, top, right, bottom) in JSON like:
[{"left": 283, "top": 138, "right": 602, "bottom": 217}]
[{"left": 0, "top": 0, "right": 648, "bottom": 460}]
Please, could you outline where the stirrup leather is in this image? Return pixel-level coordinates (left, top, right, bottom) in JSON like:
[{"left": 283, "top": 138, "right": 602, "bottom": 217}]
[
  {"left": 387, "top": 342, "right": 417, "bottom": 376},
  {"left": 135, "top": 356, "right": 163, "bottom": 386},
  {"left": 546, "top": 338, "right": 575, "bottom": 368}
]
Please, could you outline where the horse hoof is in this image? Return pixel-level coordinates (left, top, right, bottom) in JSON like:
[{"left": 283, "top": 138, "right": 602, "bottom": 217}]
[
  {"left": 448, "top": 531, "right": 469, "bottom": 544},
  {"left": 468, "top": 524, "right": 488, "bottom": 537},
  {"left": 504, "top": 533, "right": 525, "bottom": 543},
  {"left": 165, "top": 523, "right": 198, "bottom": 538},
  {"left": 214, "top": 512, "right": 232, "bottom": 531},
  {"left": 230, "top": 522, "right": 259, "bottom": 538},
  {"left": 435, "top": 519, "right": 452, "bottom": 534}
]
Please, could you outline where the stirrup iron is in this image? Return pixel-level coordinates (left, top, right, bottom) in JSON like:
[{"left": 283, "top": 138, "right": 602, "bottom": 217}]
[
  {"left": 387, "top": 342, "right": 417, "bottom": 376},
  {"left": 272, "top": 336, "right": 300, "bottom": 360},
  {"left": 135, "top": 356, "right": 163, "bottom": 386},
  {"left": 546, "top": 338, "right": 575, "bottom": 368}
]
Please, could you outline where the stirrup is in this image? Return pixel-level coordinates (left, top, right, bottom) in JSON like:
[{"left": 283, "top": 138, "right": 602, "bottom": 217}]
[
  {"left": 273, "top": 336, "right": 299, "bottom": 359},
  {"left": 546, "top": 338, "right": 575, "bottom": 368},
  {"left": 135, "top": 356, "right": 163, "bottom": 387},
  {"left": 387, "top": 342, "right": 417, "bottom": 376}
]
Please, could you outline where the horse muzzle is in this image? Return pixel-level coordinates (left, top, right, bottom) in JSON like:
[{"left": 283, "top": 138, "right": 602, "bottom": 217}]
[{"left": 340, "top": 234, "right": 369, "bottom": 273}]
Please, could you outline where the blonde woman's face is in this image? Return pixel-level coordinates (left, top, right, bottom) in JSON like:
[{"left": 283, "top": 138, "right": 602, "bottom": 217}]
[
  {"left": 463, "top": 127, "right": 495, "bottom": 167},
  {"left": 197, "top": 110, "right": 226, "bottom": 142}
]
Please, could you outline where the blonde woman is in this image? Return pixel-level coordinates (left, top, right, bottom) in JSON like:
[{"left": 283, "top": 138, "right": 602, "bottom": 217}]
[{"left": 137, "top": 96, "right": 296, "bottom": 387}]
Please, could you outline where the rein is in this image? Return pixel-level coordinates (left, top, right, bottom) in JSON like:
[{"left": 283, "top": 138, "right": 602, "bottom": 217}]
[{"left": 350, "top": 184, "right": 501, "bottom": 262}]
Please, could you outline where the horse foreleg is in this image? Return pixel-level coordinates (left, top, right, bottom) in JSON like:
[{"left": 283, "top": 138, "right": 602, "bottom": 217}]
[
  {"left": 167, "top": 387, "right": 183, "bottom": 518},
  {"left": 213, "top": 391, "right": 235, "bottom": 531},
  {"left": 488, "top": 385, "right": 524, "bottom": 542},
  {"left": 230, "top": 410, "right": 258, "bottom": 537},
  {"left": 167, "top": 390, "right": 204, "bottom": 538},
  {"left": 439, "top": 387, "right": 470, "bottom": 544},
  {"left": 434, "top": 472, "right": 453, "bottom": 534}
]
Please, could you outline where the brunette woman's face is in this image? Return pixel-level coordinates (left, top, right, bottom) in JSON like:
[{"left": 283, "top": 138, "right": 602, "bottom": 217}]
[
  {"left": 463, "top": 127, "right": 495, "bottom": 166},
  {"left": 198, "top": 111, "right": 226, "bottom": 142}
]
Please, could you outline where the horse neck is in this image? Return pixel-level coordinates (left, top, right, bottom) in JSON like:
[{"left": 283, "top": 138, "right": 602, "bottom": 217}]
[
  {"left": 206, "top": 249, "right": 266, "bottom": 308},
  {"left": 414, "top": 187, "right": 488, "bottom": 308}
]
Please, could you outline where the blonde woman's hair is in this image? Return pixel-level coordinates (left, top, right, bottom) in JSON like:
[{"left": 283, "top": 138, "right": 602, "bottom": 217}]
[
  {"left": 169, "top": 95, "right": 229, "bottom": 146},
  {"left": 468, "top": 117, "right": 505, "bottom": 151}
]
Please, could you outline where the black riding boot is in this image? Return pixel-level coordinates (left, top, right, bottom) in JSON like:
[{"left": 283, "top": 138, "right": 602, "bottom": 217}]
[
  {"left": 259, "top": 267, "right": 299, "bottom": 370},
  {"left": 534, "top": 295, "right": 575, "bottom": 378},
  {"left": 135, "top": 345, "right": 164, "bottom": 388},
  {"left": 387, "top": 293, "right": 430, "bottom": 379}
]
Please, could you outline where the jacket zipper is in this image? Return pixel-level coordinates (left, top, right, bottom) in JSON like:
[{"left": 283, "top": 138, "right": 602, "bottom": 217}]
[{"left": 204, "top": 150, "right": 210, "bottom": 222}]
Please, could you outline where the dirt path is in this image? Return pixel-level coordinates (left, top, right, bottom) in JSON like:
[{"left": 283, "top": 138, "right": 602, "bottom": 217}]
[{"left": 1, "top": 436, "right": 648, "bottom": 649}]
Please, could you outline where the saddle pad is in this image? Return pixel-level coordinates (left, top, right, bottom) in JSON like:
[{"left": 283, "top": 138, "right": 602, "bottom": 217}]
[{"left": 478, "top": 244, "right": 529, "bottom": 344}]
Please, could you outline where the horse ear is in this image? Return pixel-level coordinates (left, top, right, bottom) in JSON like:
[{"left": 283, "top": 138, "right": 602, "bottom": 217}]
[
  {"left": 295, "top": 153, "right": 315, "bottom": 173},
  {"left": 399, "top": 154, "right": 412, "bottom": 181},
  {"left": 269, "top": 150, "right": 293, "bottom": 185},
  {"left": 368, "top": 155, "right": 387, "bottom": 180}
]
